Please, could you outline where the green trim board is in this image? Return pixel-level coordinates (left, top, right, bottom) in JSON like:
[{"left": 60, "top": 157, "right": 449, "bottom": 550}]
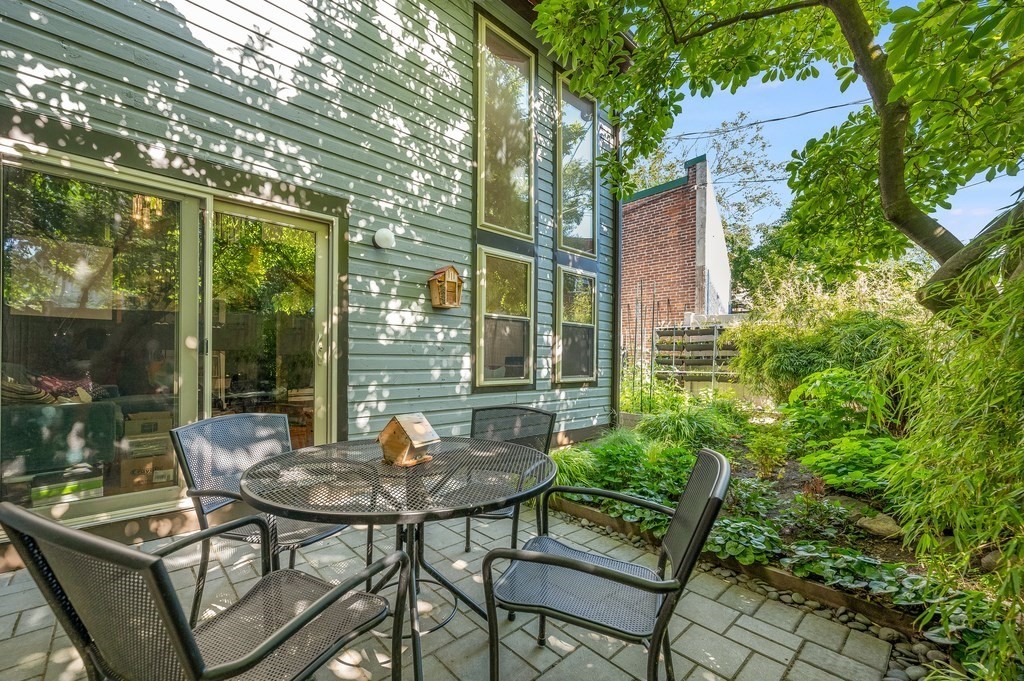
[{"left": 622, "top": 154, "right": 706, "bottom": 204}]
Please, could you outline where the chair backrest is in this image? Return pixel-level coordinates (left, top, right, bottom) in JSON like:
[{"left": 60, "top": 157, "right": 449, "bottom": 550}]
[
  {"left": 471, "top": 405, "right": 556, "bottom": 454},
  {"left": 170, "top": 412, "right": 292, "bottom": 516},
  {"left": 661, "top": 448, "right": 731, "bottom": 587},
  {"left": 0, "top": 502, "right": 203, "bottom": 681}
]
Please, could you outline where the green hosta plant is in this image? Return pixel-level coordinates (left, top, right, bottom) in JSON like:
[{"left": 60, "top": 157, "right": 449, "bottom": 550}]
[
  {"left": 800, "top": 433, "right": 902, "bottom": 495},
  {"left": 705, "top": 518, "right": 783, "bottom": 566},
  {"left": 781, "top": 542, "right": 929, "bottom": 605}
]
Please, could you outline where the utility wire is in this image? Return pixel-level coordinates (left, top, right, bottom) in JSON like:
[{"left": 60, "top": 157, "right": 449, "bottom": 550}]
[{"left": 666, "top": 98, "right": 870, "bottom": 140}]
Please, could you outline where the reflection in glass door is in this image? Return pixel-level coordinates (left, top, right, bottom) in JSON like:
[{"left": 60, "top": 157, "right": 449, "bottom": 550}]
[{"left": 208, "top": 204, "right": 330, "bottom": 448}]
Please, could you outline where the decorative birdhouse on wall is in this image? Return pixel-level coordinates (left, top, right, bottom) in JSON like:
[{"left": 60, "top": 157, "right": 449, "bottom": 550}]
[
  {"left": 428, "top": 265, "right": 464, "bottom": 309},
  {"left": 378, "top": 412, "right": 440, "bottom": 467}
]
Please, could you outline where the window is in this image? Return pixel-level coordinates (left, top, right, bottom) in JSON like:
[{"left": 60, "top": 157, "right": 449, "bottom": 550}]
[
  {"left": 557, "top": 267, "right": 597, "bottom": 382},
  {"left": 557, "top": 78, "right": 597, "bottom": 256},
  {"left": 477, "top": 247, "right": 534, "bottom": 386},
  {"left": 477, "top": 19, "right": 534, "bottom": 240},
  {"left": 0, "top": 162, "right": 197, "bottom": 515}
]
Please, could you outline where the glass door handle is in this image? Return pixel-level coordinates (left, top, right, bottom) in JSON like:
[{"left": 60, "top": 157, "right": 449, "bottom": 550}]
[{"left": 315, "top": 334, "right": 326, "bottom": 366}]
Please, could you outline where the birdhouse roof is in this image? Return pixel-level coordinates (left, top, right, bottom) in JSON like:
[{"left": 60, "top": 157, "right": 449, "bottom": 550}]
[{"left": 429, "top": 265, "right": 463, "bottom": 281}]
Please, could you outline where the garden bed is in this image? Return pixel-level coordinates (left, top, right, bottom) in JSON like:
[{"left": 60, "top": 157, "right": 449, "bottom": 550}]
[{"left": 551, "top": 496, "right": 920, "bottom": 636}]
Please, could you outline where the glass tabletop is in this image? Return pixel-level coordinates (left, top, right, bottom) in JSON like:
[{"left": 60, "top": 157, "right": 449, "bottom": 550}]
[{"left": 239, "top": 436, "right": 557, "bottom": 525}]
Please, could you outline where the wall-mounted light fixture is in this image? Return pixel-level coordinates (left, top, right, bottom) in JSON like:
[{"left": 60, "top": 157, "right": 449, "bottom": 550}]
[{"left": 373, "top": 227, "right": 396, "bottom": 249}]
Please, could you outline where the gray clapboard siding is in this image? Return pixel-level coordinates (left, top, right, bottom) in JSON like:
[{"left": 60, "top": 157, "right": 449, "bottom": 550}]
[
  {"left": 10, "top": 0, "right": 477, "bottom": 173},
  {"left": 1, "top": 0, "right": 616, "bottom": 441}
]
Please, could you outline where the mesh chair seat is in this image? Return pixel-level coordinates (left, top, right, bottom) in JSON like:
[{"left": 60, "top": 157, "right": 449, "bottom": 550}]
[
  {"left": 194, "top": 570, "right": 387, "bottom": 680},
  {"left": 491, "top": 535, "right": 662, "bottom": 639},
  {"left": 223, "top": 516, "right": 344, "bottom": 551}
]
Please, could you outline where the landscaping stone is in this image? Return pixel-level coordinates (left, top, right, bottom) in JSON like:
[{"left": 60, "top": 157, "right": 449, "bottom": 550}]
[
  {"left": 878, "top": 627, "right": 901, "bottom": 643},
  {"left": 884, "top": 672, "right": 910, "bottom": 681},
  {"left": 904, "top": 665, "right": 928, "bottom": 680},
  {"left": 979, "top": 548, "right": 1002, "bottom": 573},
  {"left": 856, "top": 513, "right": 903, "bottom": 538},
  {"left": 791, "top": 592, "right": 805, "bottom": 604}
]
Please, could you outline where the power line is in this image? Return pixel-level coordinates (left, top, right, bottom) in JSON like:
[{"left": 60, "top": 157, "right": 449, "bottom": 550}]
[{"left": 666, "top": 99, "right": 871, "bottom": 140}]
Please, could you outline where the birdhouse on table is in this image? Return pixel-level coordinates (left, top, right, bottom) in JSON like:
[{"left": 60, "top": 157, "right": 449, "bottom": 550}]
[
  {"left": 378, "top": 412, "right": 440, "bottom": 467},
  {"left": 428, "top": 265, "right": 464, "bottom": 309}
]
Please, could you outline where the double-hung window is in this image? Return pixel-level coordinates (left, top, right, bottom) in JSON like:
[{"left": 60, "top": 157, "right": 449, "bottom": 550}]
[
  {"left": 557, "top": 267, "right": 597, "bottom": 382},
  {"left": 477, "top": 247, "right": 534, "bottom": 386},
  {"left": 476, "top": 17, "right": 536, "bottom": 387},
  {"left": 556, "top": 78, "right": 597, "bottom": 257}
]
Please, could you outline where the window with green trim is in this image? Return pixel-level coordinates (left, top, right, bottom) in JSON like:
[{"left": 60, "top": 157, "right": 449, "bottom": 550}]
[
  {"left": 477, "top": 19, "right": 534, "bottom": 240},
  {"left": 557, "top": 79, "right": 597, "bottom": 256},
  {"left": 557, "top": 267, "right": 597, "bottom": 382},
  {"left": 477, "top": 247, "right": 533, "bottom": 386}
]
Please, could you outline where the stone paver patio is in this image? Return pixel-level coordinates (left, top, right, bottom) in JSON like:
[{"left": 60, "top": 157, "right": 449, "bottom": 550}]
[{"left": 0, "top": 513, "right": 891, "bottom": 680}]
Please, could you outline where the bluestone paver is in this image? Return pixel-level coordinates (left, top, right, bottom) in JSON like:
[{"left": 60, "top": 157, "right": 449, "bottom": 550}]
[
  {"left": 797, "top": 642, "right": 885, "bottom": 681},
  {"left": 735, "top": 654, "right": 787, "bottom": 681},
  {"left": 842, "top": 629, "right": 893, "bottom": 670},
  {"left": 795, "top": 614, "right": 850, "bottom": 652}
]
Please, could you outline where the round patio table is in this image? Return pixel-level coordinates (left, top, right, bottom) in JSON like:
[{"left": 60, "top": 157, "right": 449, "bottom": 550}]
[{"left": 239, "top": 436, "right": 557, "bottom": 681}]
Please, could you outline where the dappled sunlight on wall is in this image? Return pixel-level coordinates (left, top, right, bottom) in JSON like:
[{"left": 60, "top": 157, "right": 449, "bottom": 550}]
[{"left": 0, "top": 0, "right": 613, "bottom": 441}]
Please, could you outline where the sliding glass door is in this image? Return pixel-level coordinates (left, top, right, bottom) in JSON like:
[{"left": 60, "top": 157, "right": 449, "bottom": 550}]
[{"left": 207, "top": 202, "right": 332, "bottom": 448}]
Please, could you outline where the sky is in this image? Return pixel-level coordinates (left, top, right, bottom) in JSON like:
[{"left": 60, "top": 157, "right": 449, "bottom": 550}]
[{"left": 670, "top": 66, "right": 1021, "bottom": 243}]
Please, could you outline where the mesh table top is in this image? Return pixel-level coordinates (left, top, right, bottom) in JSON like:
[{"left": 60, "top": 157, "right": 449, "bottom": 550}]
[{"left": 239, "top": 437, "right": 557, "bottom": 525}]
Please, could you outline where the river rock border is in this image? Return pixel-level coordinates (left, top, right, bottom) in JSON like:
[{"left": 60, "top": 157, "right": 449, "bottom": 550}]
[{"left": 546, "top": 504, "right": 959, "bottom": 681}]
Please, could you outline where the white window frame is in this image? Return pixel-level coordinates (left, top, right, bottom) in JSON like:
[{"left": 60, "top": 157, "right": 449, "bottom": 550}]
[
  {"left": 556, "top": 77, "right": 599, "bottom": 258},
  {"left": 556, "top": 265, "right": 598, "bottom": 383},
  {"left": 476, "top": 17, "right": 535, "bottom": 242},
  {"left": 476, "top": 245, "right": 535, "bottom": 387}
]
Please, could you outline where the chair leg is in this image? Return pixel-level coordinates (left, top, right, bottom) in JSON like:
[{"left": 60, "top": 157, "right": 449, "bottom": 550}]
[
  {"left": 288, "top": 548, "right": 297, "bottom": 569},
  {"left": 537, "top": 614, "right": 547, "bottom": 646},
  {"left": 662, "top": 633, "right": 675, "bottom": 681},
  {"left": 189, "top": 537, "right": 211, "bottom": 627},
  {"left": 365, "top": 524, "right": 375, "bottom": 591},
  {"left": 464, "top": 516, "right": 472, "bottom": 552}
]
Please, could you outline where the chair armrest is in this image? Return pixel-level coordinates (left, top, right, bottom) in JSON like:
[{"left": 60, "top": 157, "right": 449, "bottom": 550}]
[
  {"left": 483, "top": 547, "right": 680, "bottom": 595},
  {"left": 199, "top": 550, "right": 410, "bottom": 681},
  {"left": 186, "top": 489, "right": 244, "bottom": 502},
  {"left": 153, "top": 515, "right": 272, "bottom": 575},
  {"left": 538, "top": 486, "right": 674, "bottom": 534}
]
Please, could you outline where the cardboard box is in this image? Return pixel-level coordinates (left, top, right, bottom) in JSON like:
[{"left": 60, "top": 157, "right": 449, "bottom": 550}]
[
  {"left": 119, "top": 453, "right": 177, "bottom": 491},
  {"left": 124, "top": 411, "right": 174, "bottom": 436},
  {"left": 124, "top": 433, "right": 172, "bottom": 459}
]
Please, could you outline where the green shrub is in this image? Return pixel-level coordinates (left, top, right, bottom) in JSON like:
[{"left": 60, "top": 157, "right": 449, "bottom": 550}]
[
  {"left": 550, "top": 446, "right": 595, "bottom": 488},
  {"left": 705, "top": 518, "right": 784, "bottom": 565},
  {"left": 783, "top": 368, "right": 887, "bottom": 444},
  {"left": 745, "top": 426, "right": 790, "bottom": 480},
  {"left": 581, "top": 430, "right": 697, "bottom": 537},
  {"left": 725, "top": 478, "right": 780, "bottom": 521},
  {"left": 782, "top": 493, "right": 851, "bottom": 540},
  {"left": 635, "top": 405, "right": 735, "bottom": 449},
  {"left": 800, "top": 433, "right": 902, "bottom": 495}
]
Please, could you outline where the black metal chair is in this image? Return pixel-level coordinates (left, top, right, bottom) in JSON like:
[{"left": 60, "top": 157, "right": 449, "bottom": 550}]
[
  {"left": 463, "top": 405, "right": 556, "bottom": 553},
  {"left": 0, "top": 502, "right": 410, "bottom": 681},
  {"left": 482, "top": 448, "right": 731, "bottom": 681},
  {"left": 170, "top": 413, "right": 372, "bottom": 626}
]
